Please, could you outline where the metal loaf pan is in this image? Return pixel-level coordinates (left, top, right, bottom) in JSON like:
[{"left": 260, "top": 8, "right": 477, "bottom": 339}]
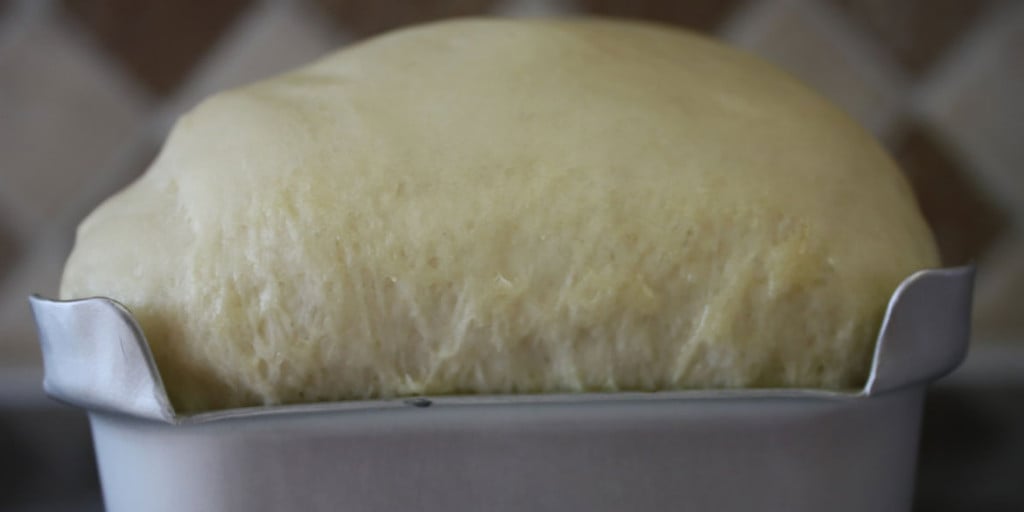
[{"left": 30, "top": 266, "right": 974, "bottom": 512}]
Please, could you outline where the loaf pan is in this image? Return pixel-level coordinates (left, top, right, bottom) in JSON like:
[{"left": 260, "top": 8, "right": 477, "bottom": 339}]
[{"left": 30, "top": 266, "right": 974, "bottom": 512}]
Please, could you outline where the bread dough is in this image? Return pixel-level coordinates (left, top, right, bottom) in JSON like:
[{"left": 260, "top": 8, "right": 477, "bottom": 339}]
[{"left": 60, "top": 18, "right": 939, "bottom": 412}]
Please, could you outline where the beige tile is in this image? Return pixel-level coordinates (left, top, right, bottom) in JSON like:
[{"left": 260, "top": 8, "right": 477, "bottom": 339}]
[
  {"left": 0, "top": 14, "right": 151, "bottom": 231},
  {"left": 722, "top": 0, "right": 909, "bottom": 140},
  {"left": 917, "top": 2, "right": 1024, "bottom": 222},
  {"left": 154, "top": 0, "right": 344, "bottom": 135}
]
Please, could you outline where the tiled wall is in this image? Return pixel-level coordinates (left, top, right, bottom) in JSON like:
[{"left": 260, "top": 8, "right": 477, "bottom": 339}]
[
  {"left": 1, "top": 1, "right": 1022, "bottom": 510},
  {"left": 1, "top": 0, "right": 1023, "bottom": 366}
]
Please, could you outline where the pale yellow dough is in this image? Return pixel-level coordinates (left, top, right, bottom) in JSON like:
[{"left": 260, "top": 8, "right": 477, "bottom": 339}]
[{"left": 61, "top": 18, "right": 938, "bottom": 413}]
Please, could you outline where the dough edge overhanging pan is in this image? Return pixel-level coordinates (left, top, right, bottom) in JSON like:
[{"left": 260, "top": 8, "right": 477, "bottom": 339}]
[{"left": 29, "top": 266, "right": 974, "bottom": 512}]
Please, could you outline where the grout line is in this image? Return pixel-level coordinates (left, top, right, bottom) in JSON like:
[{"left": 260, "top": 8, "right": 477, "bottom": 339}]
[
  {"left": 0, "top": 9, "right": 161, "bottom": 252},
  {"left": 10, "top": 0, "right": 352, "bottom": 274},
  {"left": 720, "top": 0, "right": 909, "bottom": 140},
  {"left": 800, "top": 0, "right": 912, "bottom": 142},
  {"left": 150, "top": 0, "right": 348, "bottom": 135},
  {"left": 42, "top": 0, "right": 352, "bottom": 243},
  {"left": 911, "top": 0, "right": 1024, "bottom": 226},
  {"left": 0, "top": 1, "right": 56, "bottom": 242},
  {"left": 50, "top": 1, "right": 157, "bottom": 108},
  {"left": 913, "top": 0, "right": 1023, "bottom": 111}
]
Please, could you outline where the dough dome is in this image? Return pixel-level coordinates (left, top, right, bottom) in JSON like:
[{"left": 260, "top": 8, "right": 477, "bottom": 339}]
[{"left": 60, "top": 18, "right": 939, "bottom": 412}]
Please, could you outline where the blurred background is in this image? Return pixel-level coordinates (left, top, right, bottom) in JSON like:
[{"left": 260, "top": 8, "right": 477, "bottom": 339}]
[{"left": 0, "top": 0, "right": 1021, "bottom": 510}]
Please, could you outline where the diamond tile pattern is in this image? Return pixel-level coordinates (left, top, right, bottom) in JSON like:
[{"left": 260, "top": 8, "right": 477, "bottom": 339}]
[
  {"left": 62, "top": 0, "right": 252, "bottom": 95},
  {"left": 920, "top": 3, "right": 1024, "bottom": 216},
  {"left": 0, "top": 0, "right": 1018, "bottom": 390},
  {"left": 0, "top": 14, "right": 150, "bottom": 227},
  {"left": 159, "top": 0, "right": 341, "bottom": 133},
  {"left": 313, "top": 0, "right": 496, "bottom": 37},
  {"left": 833, "top": 0, "right": 991, "bottom": 75},
  {"left": 0, "top": 1, "right": 1022, "bottom": 509},
  {"left": 724, "top": 0, "right": 906, "bottom": 139}
]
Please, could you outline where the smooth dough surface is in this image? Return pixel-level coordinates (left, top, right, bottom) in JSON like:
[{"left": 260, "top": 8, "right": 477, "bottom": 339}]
[{"left": 61, "top": 18, "right": 939, "bottom": 413}]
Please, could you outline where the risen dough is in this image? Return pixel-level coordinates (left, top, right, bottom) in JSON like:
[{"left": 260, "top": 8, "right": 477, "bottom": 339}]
[{"left": 61, "top": 18, "right": 938, "bottom": 413}]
